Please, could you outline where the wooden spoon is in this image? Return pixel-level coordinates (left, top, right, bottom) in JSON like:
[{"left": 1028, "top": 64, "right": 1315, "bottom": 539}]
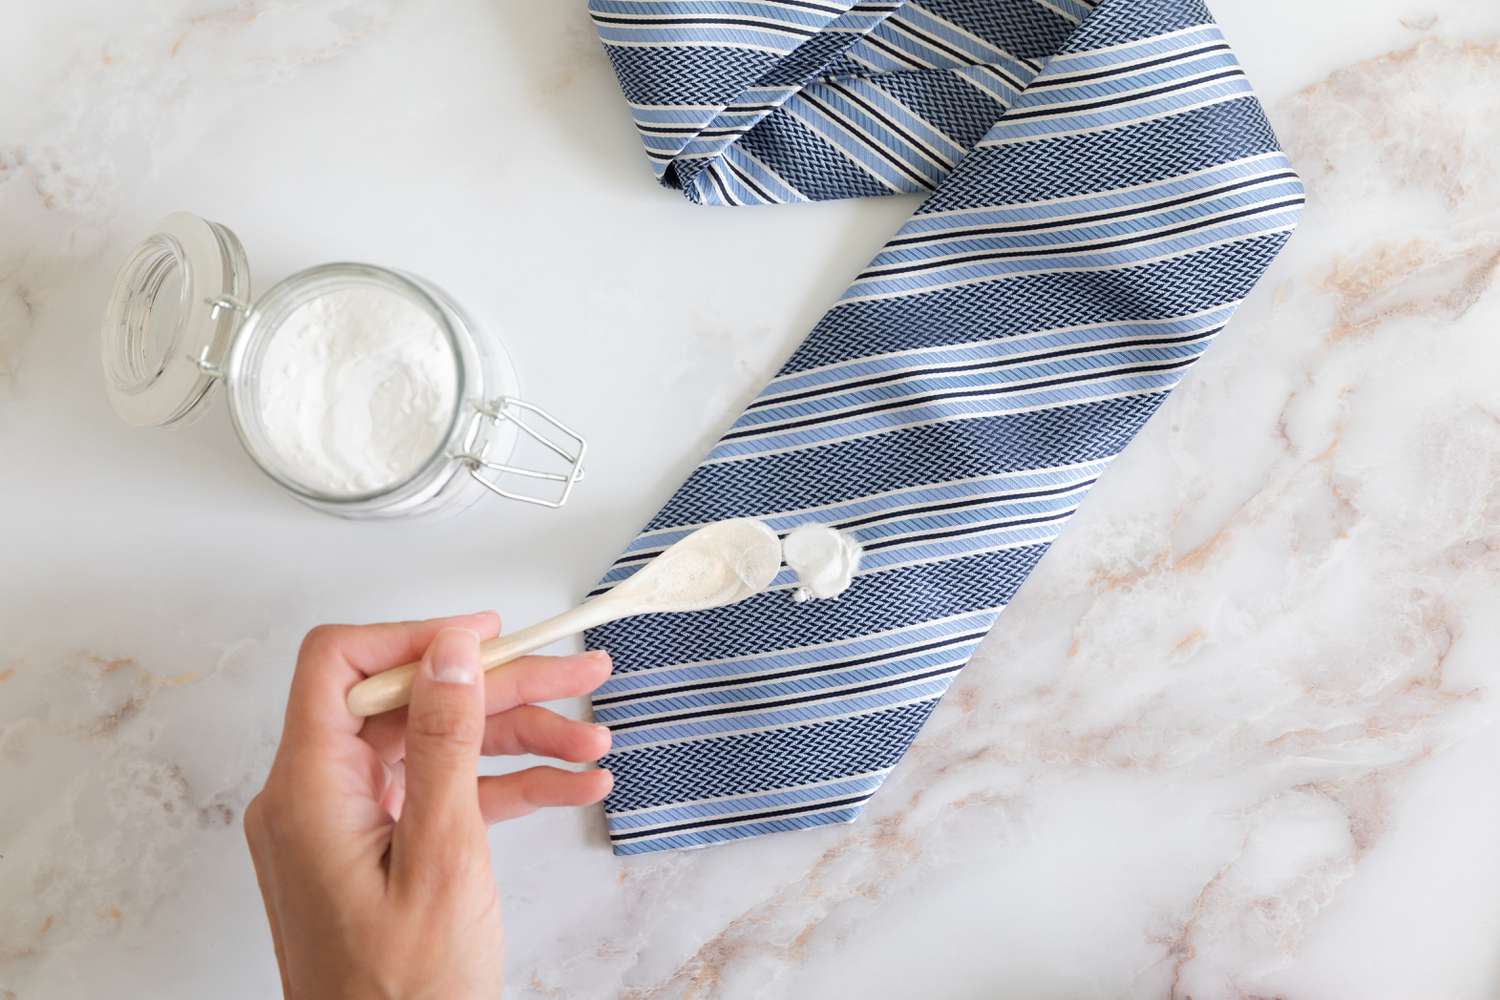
[{"left": 346, "top": 518, "right": 783, "bottom": 717}]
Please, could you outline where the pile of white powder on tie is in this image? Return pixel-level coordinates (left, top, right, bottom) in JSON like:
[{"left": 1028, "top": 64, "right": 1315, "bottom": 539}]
[
  {"left": 254, "top": 286, "right": 458, "bottom": 497},
  {"left": 783, "top": 523, "right": 862, "bottom": 601}
]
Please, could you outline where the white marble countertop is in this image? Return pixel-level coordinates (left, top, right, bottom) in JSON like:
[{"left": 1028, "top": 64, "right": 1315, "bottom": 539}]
[{"left": 4, "top": 1, "right": 1499, "bottom": 997}]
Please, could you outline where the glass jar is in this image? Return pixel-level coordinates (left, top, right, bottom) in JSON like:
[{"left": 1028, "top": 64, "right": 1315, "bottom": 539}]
[{"left": 100, "top": 212, "right": 585, "bottom": 519}]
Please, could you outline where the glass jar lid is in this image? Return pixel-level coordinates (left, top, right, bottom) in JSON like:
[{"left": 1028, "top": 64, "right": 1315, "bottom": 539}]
[{"left": 100, "top": 212, "right": 250, "bottom": 426}]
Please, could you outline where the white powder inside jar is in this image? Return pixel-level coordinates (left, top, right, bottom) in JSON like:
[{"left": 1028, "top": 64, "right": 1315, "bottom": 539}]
[{"left": 254, "top": 286, "right": 458, "bottom": 497}]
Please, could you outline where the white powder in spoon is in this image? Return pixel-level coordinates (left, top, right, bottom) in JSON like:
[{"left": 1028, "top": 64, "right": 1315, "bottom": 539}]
[
  {"left": 254, "top": 286, "right": 457, "bottom": 497},
  {"left": 619, "top": 518, "right": 784, "bottom": 612}
]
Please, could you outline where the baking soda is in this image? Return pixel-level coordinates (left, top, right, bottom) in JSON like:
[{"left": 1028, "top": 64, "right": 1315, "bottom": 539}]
[
  {"left": 255, "top": 286, "right": 457, "bottom": 496},
  {"left": 783, "top": 523, "right": 862, "bottom": 601}
]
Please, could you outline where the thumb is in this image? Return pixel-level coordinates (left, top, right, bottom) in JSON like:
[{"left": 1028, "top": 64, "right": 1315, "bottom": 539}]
[{"left": 392, "top": 626, "right": 487, "bottom": 886}]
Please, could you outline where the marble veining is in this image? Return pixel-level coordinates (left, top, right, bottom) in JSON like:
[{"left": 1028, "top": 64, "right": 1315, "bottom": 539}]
[{"left": 2, "top": 1, "right": 1499, "bottom": 998}]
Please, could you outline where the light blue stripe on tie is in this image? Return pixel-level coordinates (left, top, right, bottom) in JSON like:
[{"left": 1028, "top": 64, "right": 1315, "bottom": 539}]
[
  {"left": 785, "top": 94, "right": 929, "bottom": 191},
  {"left": 759, "top": 306, "right": 1235, "bottom": 396},
  {"left": 864, "top": 182, "right": 1307, "bottom": 267},
  {"left": 981, "top": 76, "right": 1257, "bottom": 142},
  {"left": 893, "top": 3, "right": 1037, "bottom": 82},
  {"left": 610, "top": 462, "right": 1111, "bottom": 561},
  {"left": 590, "top": 0, "right": 850, "bottom": 22},
  {"left": 843, "top": 76, "right": 968, "bottom": 162},
  {"left": 612, "top": 805, "right": 867, "bottom": 854},
  {"left": 721, "top": 145, "right": 803, "bottom": 202},
  {"left": 608, "top": 674, "right": 957, "bottom": 749},
  {"left": 629, "top": 105, "right": 733, "bottom": 124},
  {"left": 594, "top": 610, "right": 999, "bottom": 694},
  {"left": 608, "top": 772, "right": 888, "bottom": 829},
  {"left": 840, "top": 209, "right": 1302, "bottom": 300},
  {"left": 751, "top": 514, "right": 1074, "bottom": 592},
  {"left": 734, "top": 340, "right": 1214, "bottom": 428},
  {"left": 596, "top": 644, "right": 975, "bottom": 721},
  {"left": 840, "top": 38, "right": 919, "bottom": 75},
  {"left": 1043, "top": 0, "right": 1095, "bottom": 23},
  {"left": 904, "top": 153, "right": 1293, "bottom": 228},
  {"left": 706, "top": 368, "right": 1191, "bottom": 459},
  {"left": 1037, "top": 24, "right": 1225, "bottom": 75},
  {"left": 804, "top": 82, "right": 950, "bottom": 182},
  {"left": 849, "top": 517, "right": 1072, "bottom": 569},
  {"left": 842, "top": 497, "right": 1083, "bottom": 547},
  {"left": 1022, "top": 51, "right": 1244, "bottom": 108},
  {"left": 676, "top": 133, "right": 744, "bottom": 157},
  {"left": 593, "top": 25, "right": 812, "bottom": 50},
  {"left": 951, "top": 64, "right": 1024, "bottom": 107}
]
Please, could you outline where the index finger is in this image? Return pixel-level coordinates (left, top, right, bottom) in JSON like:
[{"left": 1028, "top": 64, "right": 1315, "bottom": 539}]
[
  {"left": 282, "top": 612, "right": 502, "bottom": 744},
  {"left": 358, "top": 649, "right": 614, "bottom": 763}
]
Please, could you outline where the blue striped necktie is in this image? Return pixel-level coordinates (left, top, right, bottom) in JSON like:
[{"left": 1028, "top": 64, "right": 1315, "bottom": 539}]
[{"left": 585, "top": 0, "right": 1302, "bottom": 855}]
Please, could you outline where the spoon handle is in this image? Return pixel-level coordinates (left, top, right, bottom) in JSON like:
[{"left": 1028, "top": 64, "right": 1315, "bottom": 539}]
[{"left": 346, "top": 593, "right": 631, "bottom": 717}]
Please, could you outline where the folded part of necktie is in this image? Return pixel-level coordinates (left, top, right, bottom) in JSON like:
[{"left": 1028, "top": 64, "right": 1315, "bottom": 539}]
[{"left": 586, "top": 0, "right": 1302, "bottom": 855}]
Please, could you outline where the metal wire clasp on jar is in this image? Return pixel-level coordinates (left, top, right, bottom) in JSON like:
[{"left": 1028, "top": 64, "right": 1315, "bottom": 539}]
[{"left": 453, "top": 396, "right": 586, "bottom": 510}]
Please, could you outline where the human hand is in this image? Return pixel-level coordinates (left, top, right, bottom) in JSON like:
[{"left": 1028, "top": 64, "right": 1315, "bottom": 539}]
[{"left": 244, "top": 613, "right": 614, "bottom": 999}]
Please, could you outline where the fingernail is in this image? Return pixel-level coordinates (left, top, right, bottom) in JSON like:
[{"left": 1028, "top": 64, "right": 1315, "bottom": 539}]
[
  {"left": 432, "top": 662, "right": 476, "bottom": 685},
  {"left": 428, "top": 627, "right": 480, "bottom": 685},
  {"left": 593, "top": 723, "right": 612, "bottom": 738},
  {"left": 586, "top": 649, "right": 613, "bottom": 667}
]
